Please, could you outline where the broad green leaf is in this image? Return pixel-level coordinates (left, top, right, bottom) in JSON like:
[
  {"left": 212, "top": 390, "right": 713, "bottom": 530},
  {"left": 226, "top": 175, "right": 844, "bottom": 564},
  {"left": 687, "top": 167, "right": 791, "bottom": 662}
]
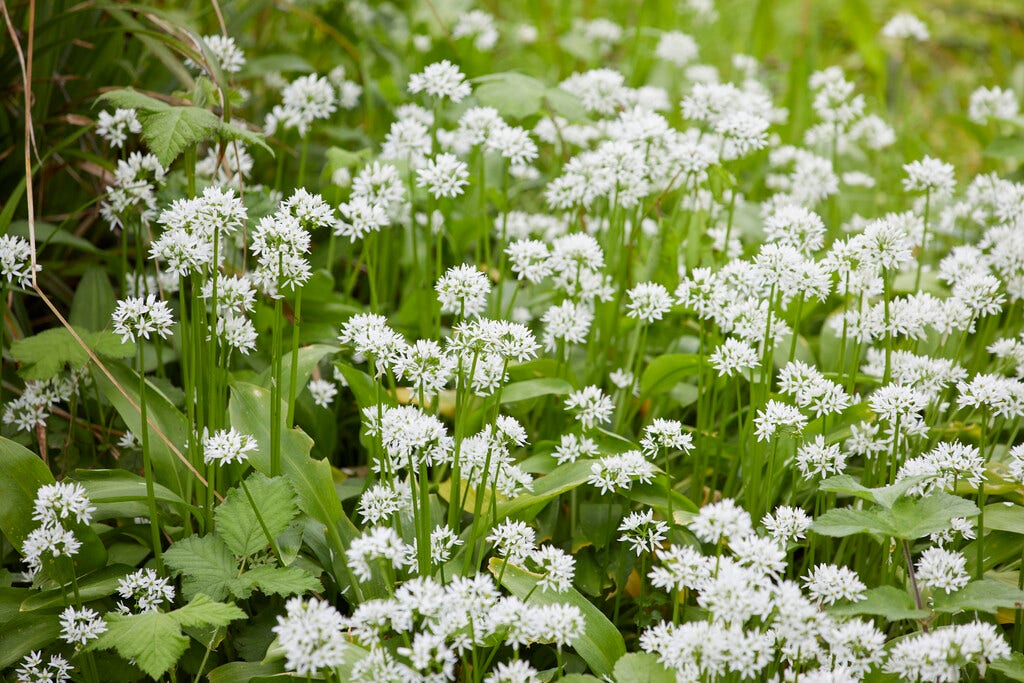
[
  {"left": 561, "top": 677, "right": 604, "bottom": 683},
  {"left": 95, "top": 88, "right": 172, "bottom": 113},
  {"left": 230, "top": 565, "right": 322, "bottom": 599},
  {"left": 216, "top": 474, "right": 299, "bottom": 558},
  {"left": 826, "top": 586, "right": 929, "bottom": 621},
  {"left": 0, "top": 437, "right": 55, "bottom": 551},
  {"left": 624, "top": 477, "right": 698, "bottom": 515},
  {"left": 544, "top": 87, "right": 587, "bottom": 121},
  {"left": 91, "top": 610, "right": 188, "bottom": 679},
  {"left": 73, "top": 468, "right": 193, "bottom": 521},
  {"left": 640, "top": 354, "right": 701, "bottom": 398},
  {"left": 819, "top": 475, "right": 927, "bottom": 509},
  {"left": 813, "top": 494, "right": 979, "bottom": 540},
  {"left": 140, "top": 105, "right": 221, "bottom": 167},
  {"left": 489, "top": 558, "right": 625, "bottom": 677},
  {"left": 207, "top": 661, "right": 287, "bottom": 683},
  {"left": 984, "top": 137, "right": 1024, "bottom": 161},
  {"left": 90, "top": 595, "right": 244, "bottom": 679},
  {"left": 10, "top": 327, "right": 132, "bottom": 380},
  {"left": 982, "top": 503, "right": 1024, "bottom": 535},
  {"left": 613, "top": 652, "right": 675, "bottom": 683},
  {"left": 885, "top": 494, "right": 980, "bottom": 540},
  {"left": 932, "top": 579, "right": 1024, "bottom": 614},
  {"left": 217, "top": 120, "right": 273, "bottom": 156},
  {"left": 256, "top": 343, "right": 337, "bottom": 407},
  {"left": 0, "top": 613, "right": 61, "bottom": 669},
  {"left": 497, "top": 459, "right": 595, "bottom": 520},
  {"left": 473, "top": 72, "right": 547, "bottom": 119},
  {"left": 334, "top": 361, "right": 387, "bottom": 411},
  {"left": 70, "top": 267, "right": 117, "bottom": 331},
  {"left": 171, "top": 593, "right": 246, "bottom": 628},
  {"left": 164, "top": 534, "right": 236, "bottom": 601},
  {"left": 20, "top": 564, "right": 134, "bottom": 611},
  {"left": 95, "top": 360, "right": 191, "bottom": 499},
  {"left": 991, "top": 653, "right": 1024, "bottom": 682},
  {"left": 500, "top": 378, "right": 574, "bottom": 404}
]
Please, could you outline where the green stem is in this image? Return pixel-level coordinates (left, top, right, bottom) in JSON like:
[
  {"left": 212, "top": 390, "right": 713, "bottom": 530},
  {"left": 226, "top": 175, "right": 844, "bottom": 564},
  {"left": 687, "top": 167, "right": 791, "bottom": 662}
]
[
  {"left": 138, "top": 346, "right": 164, "bottom": 573},
  {"left": 286, "top": 289, "right": 303, "bottom": 427}
]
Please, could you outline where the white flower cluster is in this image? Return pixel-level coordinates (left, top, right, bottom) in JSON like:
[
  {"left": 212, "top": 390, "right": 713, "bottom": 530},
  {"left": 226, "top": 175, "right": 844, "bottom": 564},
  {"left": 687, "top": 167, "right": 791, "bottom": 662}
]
[{"left": 22, "top": 482, "right": 94, "bottom": 580}]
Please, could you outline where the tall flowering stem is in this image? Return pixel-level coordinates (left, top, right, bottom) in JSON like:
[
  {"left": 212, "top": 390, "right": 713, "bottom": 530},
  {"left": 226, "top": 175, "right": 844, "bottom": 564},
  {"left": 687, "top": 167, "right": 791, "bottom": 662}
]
[{"left": 137, "top": 345, "right": 164, "bottom": 573}]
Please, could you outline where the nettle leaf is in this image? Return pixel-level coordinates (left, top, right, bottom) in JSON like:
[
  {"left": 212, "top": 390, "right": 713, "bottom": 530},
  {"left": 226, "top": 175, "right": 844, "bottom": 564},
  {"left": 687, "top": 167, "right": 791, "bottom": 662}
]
[
  {"left": 10, "top": 327, "right": 132, "bottom": 380},
  {"left": 230, "top": 565, "right": 322, "bottom": 599},
  {"left": 216, "top": 473, "right": 298, "bottom": 558},
  {"left": 216, "top": 120, "right": 273, "bottom": 157},
  {"left": 819, "top": 474, "right": 928, "bottom": 509},
  {"left": 96, "top": 88, "right": 172, "bottom": 113},
  {"left": 141, "top": 106, "right": 221, "bottom": 167},
  {"left": 827, "top": 585, "right": 929, "bottom": 621},
  {"left": 991, "top": 653, "right": 1024, "bottom": 682},
  {"left": 164, "top": 534, "right": 236, "bottom": 601},
  {"left": 932, "top": 579, "right": 1024, "bottom": 614},
  {"left": 90, "top": 595, "right": 244, "bottom": 679}
]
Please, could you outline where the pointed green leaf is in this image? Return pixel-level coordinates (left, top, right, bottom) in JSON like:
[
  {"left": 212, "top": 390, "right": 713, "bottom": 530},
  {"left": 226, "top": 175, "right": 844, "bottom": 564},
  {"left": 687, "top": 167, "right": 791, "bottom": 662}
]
[
  {"left": 933, "top": 579, "right": 1024, "bottom": 615},
  {"left": 0, "top": 613, "right": 62, "bottom": 669},
  {"left": 164, "top": 534, "right": 236, "bottom": 601},
  {"left": 613, "top": 652, "right": 675, "bottom": 683},
  {"left": 139, "top": 106, "right": 220, "bottom": 167},
  {"left": 216, "top": 474, "right": 298, "bottom": 558},
  {"left": 497, "top": 459, "right": 595, "bottom": 521},
  {"left": 230, "top": 565, "right": 322, "bottom": 599},
  {"left": 0, "top": 437, "right": 55, "bottom": 551},
  {"left": 500, "top": 378, "right": 574, "bottom": 404}
]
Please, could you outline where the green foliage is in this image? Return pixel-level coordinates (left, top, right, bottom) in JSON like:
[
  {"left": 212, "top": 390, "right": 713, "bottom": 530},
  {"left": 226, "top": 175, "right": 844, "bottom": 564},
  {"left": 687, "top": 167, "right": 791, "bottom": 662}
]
[
  {"left": 215, "top": 474, "right": 298, "bottom": 558},
  {"left": 812, "top": 493, "right": 980, "bottom": 540},
  {"left": 89, "top": 595, "right": 245, "bottom": 679},
  {"left": 9, "top": 327, "right": 132, "bottom": 380}
]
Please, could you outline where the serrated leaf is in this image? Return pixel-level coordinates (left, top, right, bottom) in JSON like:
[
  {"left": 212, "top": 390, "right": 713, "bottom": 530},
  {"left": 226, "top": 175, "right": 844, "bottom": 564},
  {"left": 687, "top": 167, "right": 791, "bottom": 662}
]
[
  {"left": 826, "top": 585, "right": 929, "bottom": 621},
  {"left": 230, "top": 565, "right": 322, "bottom": 599},
  {"left": 164, "top": 534, "right": 236, "bottom": 601},
  {"left": 932, "top": 579, "right": 1024, "bottom": 614},
  {"left": 613, "top": 652, "right": 675, "bottom": 683},
  {"left": 91, "top": 611, "right": 188, "bottom": 679},
  {"left": 171, "top": 594, "right": 246, "bottom": 628},
  {"left": 140, "top": 106, "right": 221, "bottom": 166},
  {"left": 489, "top": 558, "right": 625, "bottom": 676},
  {"left": 991, "top": 653, "right": 1024, "bottom": 682},
  {"left": 216, "top": 473, "right": 298, "bottom": 558},
  {"left": 96, "top": 88, "right": 172, "bottom": 113},
  {"left": 217, "top": 120, "right": 273, "bottom": 156},
  {"left": 10, "top": 327, "right": 133, "bottom": 380}
]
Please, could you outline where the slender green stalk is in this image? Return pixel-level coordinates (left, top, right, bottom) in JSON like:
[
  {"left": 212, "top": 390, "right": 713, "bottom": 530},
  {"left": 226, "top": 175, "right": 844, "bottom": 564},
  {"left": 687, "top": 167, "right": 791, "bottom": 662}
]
[
  {"left": 286, "top": 289, "right": 303, "bottom": 426},
  {"left": 270, "top": 296, "right": 284, "bottom": 477},
  {"left": 138, "top": 346, "right": 164, "bottom": 573}
]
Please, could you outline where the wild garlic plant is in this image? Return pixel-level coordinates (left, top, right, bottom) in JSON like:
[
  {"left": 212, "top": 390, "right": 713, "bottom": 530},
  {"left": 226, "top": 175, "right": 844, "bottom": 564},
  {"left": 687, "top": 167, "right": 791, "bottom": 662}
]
[{"left": 5, "top": 2, "right": 1024, "bottom": 682}]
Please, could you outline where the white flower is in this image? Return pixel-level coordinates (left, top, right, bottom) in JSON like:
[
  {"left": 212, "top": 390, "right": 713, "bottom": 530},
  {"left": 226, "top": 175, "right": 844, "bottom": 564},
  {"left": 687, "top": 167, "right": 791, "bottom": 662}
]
[
  {"left": 32, "top": 482, "right": 95, "bottom": 528},
  {"left": 487, "top": 520, "right": 537, "bottom": 564},
  {"left": 881, "top": 12, "right": 929, "bottom": 41},
  {"left": 189, "top": 34, "right": 246, "bottom": 73},
  {"left": 618, "top": 509, "right": 669, "bottom": 555},
  {"left": 416, "top": 152, "right": 469, "bottom": 199},
  {"left": 915, "top": 547, "right": 970, "bottom": 594},
  {"left": 436, "top": 264, "right": 491, "bottom": 317},
  {"left": 95, "top": 108, "right": 142, "bottom": 148},
  {"left": 272, "top": 597, "right": 347, "bottom": 676},
  {"left": 639, "top": 419, "right": 693, "bottom": 458},
  {"left": 903, "top": 156, "right": 956, "bottom": 197},
  {"left": 885, "top": 623, "right": 1010, "bottom": 682},
  {"left": 408, "top": 60, "right": 472, "bottom": 102},
  {"left": 429, "top": 525, "right": 463, "bottom": 565},
  {"left": 709, "top": 338, "right": 760, "bottom": 377},
  {"left": 761, "top": 505, "right": 812, "bottom": 543},
  {"left": 15, "top": 651, "right": 73, "bottom": 683},
  {"left": 308, "top": 378, "right": 338, "bottom": 409},
  {"left": 626, "top": 282, "right": 673, "bottom": 323},
  {"left": 588, "top": 450, "right": 656, "bottom": 493},
  {"left": 968, "top": 86, "right": 1019, "bottom": 125},
  {"left": 564, "top": 385, "right": 614, "bottom": 429},
  {"left": 531, "top": 545, "right": 575, "bottom": 592},
  {"left": 803, "top": 564, "right": 866, "bottom": 605},
  {"left": 59, "top": 605, "right": 108, "bottom": 646},
  {"left": 655, "top": 30, "right": 698, "bottom": 65},
  {"left": 116, "top": 568, "right": 175, "bottom": 613},
  {"left": 753, "top": 400, "right": 807, "bottom": 442},
  {"left": 795, "top": 435, "right": 846, "bottom": 479},
  {"left": 111, "top": 295, "right": 174, "bottom": 344},
  {"left": 202, "top": 428, "right": 257, "bottom": 466},
  {"left": 23, "top": 524, "right": 82, "bottom": 579},
  {"left": 690, "top": 498, "right": 751, "bottom": 545},
  {"left": 347, "top": 526, "right": 412, "bottom": 582},
  {"left": 552, "top": 433, "right": 599, "bottom": 465}
]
